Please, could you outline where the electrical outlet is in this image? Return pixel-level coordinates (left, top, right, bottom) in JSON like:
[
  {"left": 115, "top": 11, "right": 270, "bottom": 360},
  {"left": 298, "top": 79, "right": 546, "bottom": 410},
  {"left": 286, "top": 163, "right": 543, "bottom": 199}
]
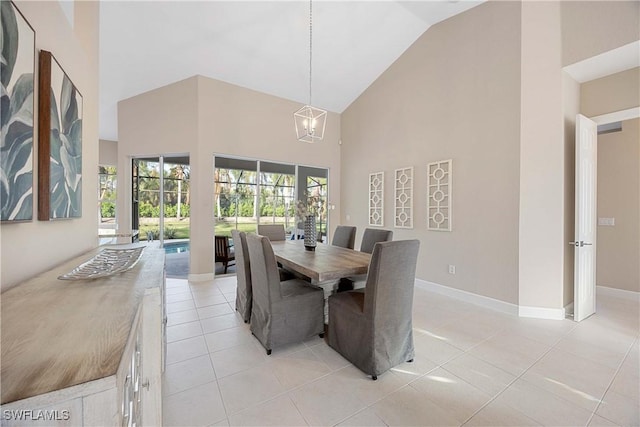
[{"left": 448, "top": 265, "right": 456, "bottom": 275}]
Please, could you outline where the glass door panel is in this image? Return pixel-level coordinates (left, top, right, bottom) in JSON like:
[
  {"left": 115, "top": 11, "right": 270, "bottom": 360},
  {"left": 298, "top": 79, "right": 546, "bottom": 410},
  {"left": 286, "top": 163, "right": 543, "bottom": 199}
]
[
  {"left": 258, "top": 161, "right": 296, "bottom": 238},
  {"left": 214, "top": 163, "right": 257, "bottom": 237},
  {"left": 162, "top": 158, "right": 190, "bottom": 244}
]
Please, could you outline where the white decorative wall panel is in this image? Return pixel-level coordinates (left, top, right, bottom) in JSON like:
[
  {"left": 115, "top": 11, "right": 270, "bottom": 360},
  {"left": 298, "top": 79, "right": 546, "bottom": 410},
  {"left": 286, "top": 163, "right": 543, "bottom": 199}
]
[
  {"left": 394, "top": 167, "right": 413, "bottom": 229},
  {"left": 368, "top": 172, "right": 384, "bottom": 226},
  {"left": 427, "top": 159, "right": 452, "bottom": 231}
]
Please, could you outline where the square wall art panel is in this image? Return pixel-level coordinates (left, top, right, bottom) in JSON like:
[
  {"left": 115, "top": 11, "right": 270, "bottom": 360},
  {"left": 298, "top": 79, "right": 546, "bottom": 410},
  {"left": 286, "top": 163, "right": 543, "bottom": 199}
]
[
  {"left": 38, "top": 50, "right": 83, "bottom": 220},
  {"left": 1, "top": 1, "right": 35, "bottom": 222}
]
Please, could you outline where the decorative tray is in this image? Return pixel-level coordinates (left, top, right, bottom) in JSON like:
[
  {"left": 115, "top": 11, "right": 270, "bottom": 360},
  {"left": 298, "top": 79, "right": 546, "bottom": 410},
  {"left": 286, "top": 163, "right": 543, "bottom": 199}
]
[{"left": 58, "top": 247, "right": 145, "bottom": 280}]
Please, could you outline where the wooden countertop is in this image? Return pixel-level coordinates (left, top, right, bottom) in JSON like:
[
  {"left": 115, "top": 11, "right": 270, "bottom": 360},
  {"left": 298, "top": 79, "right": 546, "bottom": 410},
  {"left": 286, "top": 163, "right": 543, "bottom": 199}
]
[{"left": 0, "top": 244, "right": 165, "bottom": 404}]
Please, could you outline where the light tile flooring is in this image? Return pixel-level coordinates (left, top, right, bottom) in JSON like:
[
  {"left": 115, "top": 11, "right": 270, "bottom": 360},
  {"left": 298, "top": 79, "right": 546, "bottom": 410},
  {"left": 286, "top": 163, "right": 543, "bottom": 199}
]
[{"left": 163, "top": 276, "right": 639, "bottom": 426}]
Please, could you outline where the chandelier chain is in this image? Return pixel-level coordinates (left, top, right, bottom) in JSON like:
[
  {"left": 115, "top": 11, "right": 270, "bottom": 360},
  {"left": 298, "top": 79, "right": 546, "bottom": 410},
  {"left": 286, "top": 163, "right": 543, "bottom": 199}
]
[
  {"left": 293, "top": 0, "right": 326, "bottom": 143},
  {"left": 309, "top": 0, "right": 313, "bottom": 106}
]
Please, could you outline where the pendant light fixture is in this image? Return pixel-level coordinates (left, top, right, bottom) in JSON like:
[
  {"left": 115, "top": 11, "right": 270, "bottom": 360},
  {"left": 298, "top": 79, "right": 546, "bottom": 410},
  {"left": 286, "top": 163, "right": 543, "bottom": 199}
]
[{"left": 294, "top": 0, "right": 326, "bottom": 143}]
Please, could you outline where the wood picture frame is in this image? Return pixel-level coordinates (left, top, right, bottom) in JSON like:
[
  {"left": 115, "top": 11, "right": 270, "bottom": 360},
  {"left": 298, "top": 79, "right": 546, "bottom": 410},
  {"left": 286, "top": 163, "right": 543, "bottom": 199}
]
[{"left": 38, "top": 50, "right": 83, "bottom": 220}]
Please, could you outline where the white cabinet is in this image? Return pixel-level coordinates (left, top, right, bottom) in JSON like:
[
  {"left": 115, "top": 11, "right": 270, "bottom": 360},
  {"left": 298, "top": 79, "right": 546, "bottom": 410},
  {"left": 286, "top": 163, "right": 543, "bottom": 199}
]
[
  {"left": 1, "top": 246, "right": 165, "bottom": 426},
  {"left": 120, "top": 288, "right": 163, "bottom": 427}
]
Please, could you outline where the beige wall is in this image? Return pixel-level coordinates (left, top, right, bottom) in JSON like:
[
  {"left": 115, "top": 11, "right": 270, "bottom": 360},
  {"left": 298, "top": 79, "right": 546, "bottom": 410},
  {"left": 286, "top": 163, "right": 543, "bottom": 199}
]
[
  {"left": 117, "top": 76, "right": 341, "bottom": 277},
  {"left": 581, "top": 68, "right": 640, "bottom": 118},
  {"left": 99, "top": 139, "right": 118, "bottom": 166},
  {"left": 341, "top": 0, "right": 639, "bottom": 310},
  {"left": 1, "top": 1, "right": 99, "bottom": 291},
  {"left": 341, "top": 1, "right": 522, "bottom": 304},
  {"left": 519, "top": 1, "right": 565, "bottom": 313},
  {"left": 595, "top": 119, "right": 639, "bottom": 292},
  {"left": 561, "top": 1, "right": 640, "bottom": 66}
]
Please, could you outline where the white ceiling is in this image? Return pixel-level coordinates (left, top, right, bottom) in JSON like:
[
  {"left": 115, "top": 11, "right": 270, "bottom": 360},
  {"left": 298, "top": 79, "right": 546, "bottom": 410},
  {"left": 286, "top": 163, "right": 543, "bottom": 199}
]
[{"left": 98, "top": 0, "right": 484, "bottom": 141}]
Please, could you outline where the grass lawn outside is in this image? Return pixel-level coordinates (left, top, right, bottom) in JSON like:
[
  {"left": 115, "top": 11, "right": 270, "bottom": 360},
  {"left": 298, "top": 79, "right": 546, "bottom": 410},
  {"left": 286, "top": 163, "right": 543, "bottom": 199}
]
[
  {"left": 139, "top": 219, "right": 190, "bottom": 241},
  {"left": 137, "top": 218, "right": 299, "bottom": 240},
  {"left": 214, "top": 221, "right": 257, "bottom": 237}
]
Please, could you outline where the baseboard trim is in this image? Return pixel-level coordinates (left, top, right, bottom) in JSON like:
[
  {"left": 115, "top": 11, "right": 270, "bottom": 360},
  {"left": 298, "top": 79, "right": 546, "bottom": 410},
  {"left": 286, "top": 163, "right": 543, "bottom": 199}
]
[
  {"left": 518, "top": 305, "right": 565, "bottom": 320},
  {"left": 597, "top": 285, "right": 640, "bottom": 301},
  {"left": 564, "top": 302, "right": 574, "bottom": 319},
  {"left": 414, "top": 279, "right": 518, "bottom": 316},
  {"left": 188, "top": 273, "right": 215, "bottom": 282}
]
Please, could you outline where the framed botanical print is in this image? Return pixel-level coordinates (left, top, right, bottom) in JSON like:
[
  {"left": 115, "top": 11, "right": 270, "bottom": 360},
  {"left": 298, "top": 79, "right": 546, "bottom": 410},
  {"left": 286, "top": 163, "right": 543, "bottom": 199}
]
[
  {"left": 38, "top": 50, "right": 83, "bottom": 220},
  {"left": 1, "top": 1, "right": 36, "bottom": 222}
]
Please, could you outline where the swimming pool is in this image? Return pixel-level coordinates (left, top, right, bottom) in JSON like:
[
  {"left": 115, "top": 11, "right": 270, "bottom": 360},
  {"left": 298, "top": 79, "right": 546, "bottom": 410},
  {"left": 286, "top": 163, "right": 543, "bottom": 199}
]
[{"left": 163, "top": 241, "right": 190, "bottom": 254}]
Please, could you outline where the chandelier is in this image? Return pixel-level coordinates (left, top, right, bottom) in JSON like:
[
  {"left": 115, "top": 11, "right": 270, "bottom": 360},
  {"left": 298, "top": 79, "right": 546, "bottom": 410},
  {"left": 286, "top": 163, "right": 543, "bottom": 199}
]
[{"left": 293, "top": 0, "right": 326, "bottom": 143}]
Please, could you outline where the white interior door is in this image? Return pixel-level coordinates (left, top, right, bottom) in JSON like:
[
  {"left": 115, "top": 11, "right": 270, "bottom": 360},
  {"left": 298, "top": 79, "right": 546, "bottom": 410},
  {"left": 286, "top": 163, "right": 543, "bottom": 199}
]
[{"left": 573, "top": 114, "right": 598, "bottom": 322}]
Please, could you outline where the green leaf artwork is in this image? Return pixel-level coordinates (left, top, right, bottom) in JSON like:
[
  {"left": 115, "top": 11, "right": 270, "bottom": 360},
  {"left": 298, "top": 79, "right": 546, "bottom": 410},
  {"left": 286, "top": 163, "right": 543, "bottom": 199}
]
[
  {"left": 47, "top": 55, "right": 82, "bottom": 219},
  {"left": 1, "top": 1, "right": 35, "bottom": 222}
]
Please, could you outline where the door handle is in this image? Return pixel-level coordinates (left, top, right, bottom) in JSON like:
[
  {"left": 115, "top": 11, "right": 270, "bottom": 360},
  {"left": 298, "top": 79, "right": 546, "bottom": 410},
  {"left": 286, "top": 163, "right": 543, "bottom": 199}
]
[{"left": 569, "top": 241, "right": 593, "bottom": 247}]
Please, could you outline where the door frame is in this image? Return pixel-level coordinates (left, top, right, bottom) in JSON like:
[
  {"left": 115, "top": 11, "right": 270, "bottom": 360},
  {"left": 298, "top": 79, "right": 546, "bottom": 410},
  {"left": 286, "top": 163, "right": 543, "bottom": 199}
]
[{"left": 574, "top": 107, "right": 640, "bottom": 321}]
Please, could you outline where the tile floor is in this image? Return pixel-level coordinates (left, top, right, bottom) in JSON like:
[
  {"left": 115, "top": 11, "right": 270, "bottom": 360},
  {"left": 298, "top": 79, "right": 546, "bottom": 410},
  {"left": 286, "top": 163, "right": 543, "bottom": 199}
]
[{"left": 162, "top": 276, "right": 639, "bottom": 426}]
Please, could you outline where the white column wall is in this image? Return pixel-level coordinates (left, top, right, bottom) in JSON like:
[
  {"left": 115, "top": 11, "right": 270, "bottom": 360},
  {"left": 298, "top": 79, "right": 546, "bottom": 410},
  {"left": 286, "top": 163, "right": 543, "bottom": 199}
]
[{"left": 518, "top": 1, "right": 566, "bottom": 317}]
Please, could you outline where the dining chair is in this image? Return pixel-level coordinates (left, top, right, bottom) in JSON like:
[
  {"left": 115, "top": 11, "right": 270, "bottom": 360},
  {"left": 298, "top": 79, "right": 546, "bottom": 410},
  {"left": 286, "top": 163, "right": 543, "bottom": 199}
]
[
  {"left": 328, "top": 239, "right": 420, "bottom": 380},
  {"left": 257, "top": 224, "right": 286, "bottom": 241},
  {"left": 359, "top": 228, "right": 393, "bottom": 253},
  {"left": 337, "top": 227, "right": 394, "bottom": 291},
  {"left": 245, "top": 233, "right": 325, "bottom": 355},
  {"left": 331, "top": 226, "right": 357, "bottom": 250},
  {"left": 231, "top": 230, "right": 252, "bottom": 323},
  {"left": 214, "top": 235, "right": 235, "bottom": 274},
  {"left": 257, "top": 224, "right": 296, "bottom": 280}
]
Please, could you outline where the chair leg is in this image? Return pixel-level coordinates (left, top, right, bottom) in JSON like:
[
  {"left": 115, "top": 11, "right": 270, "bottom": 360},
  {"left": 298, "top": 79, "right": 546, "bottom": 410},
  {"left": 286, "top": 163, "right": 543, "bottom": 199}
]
[{"left": 224, "top": 262, "right": 228, "bottom": 274}]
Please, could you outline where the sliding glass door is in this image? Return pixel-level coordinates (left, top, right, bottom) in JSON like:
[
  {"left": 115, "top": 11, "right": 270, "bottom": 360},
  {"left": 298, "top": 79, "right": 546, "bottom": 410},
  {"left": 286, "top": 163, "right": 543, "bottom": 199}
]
[
  {"left": 214, "top": 158, "right": 258, "bottom": 237},
  {"left": 132, "top": 156, "right": 190, "bottom": 245},
  {"left": 299, "top": 166, "right": 328, "bottom": 242},
  {"left": 214, "top": 156, "right": 328, "bottom": 241},
  {"left": 259, "top": 162, "right": 296, "bottom": 232}
]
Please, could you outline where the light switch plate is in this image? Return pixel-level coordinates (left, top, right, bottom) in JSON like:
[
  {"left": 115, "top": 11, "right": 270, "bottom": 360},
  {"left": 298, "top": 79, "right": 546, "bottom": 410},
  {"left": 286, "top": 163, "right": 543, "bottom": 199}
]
[{"left": 598, "top": 217, "right": 615, "bottom": 226}]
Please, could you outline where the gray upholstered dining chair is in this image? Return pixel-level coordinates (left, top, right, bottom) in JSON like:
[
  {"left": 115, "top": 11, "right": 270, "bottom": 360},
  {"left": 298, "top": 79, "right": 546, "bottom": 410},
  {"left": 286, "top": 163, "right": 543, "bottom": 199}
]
[
  {"left": 256, "top": 224, "right": 295, "bottom": 279},
  {"left": 359, "top": 228, "right": 393, "bottom": 253},
  {"left": 231, "top": 230, "right": 252, "bottom": 323},
  {"left": 328, "top": 239, "right": 420, "bottom": 380},
  {"left": 245, "top": 233, "right": 325, "bottom": 355},
  {"left": 338, "top": 227, "right": 393, "bottom": 291},
  {"left": 257, "top": 224, "right": 286, "bottom": 241},
  {"left": 331, "top": 226, "right": 357, "bottom": 249}
]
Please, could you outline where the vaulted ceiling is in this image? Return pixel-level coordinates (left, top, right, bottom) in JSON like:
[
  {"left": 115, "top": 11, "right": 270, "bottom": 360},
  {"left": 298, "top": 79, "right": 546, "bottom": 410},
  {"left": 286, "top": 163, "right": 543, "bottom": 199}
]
[{"left": 99, "top": 1, "right": 484, "bottom": 140}]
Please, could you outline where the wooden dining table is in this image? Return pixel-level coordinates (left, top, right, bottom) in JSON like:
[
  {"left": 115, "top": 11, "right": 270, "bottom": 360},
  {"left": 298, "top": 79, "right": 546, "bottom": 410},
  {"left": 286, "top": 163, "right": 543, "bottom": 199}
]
[
  {"left": 270, "top": 239, "right": 371, "bottom": 284},
  {"left": 270, "top": 240, "right": 371, "bottom": 321}
]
